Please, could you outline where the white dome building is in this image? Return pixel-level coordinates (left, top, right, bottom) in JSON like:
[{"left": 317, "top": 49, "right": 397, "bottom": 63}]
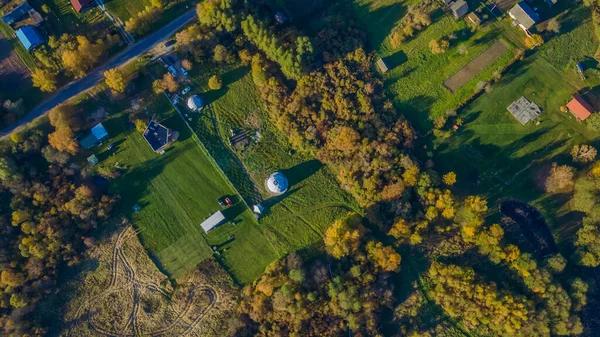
[
  {"left": 187, "top": 95, "right": 204, "bottom": 111},
  {"left": 265, "top": 172, "right": 288, "bottom": 195}
]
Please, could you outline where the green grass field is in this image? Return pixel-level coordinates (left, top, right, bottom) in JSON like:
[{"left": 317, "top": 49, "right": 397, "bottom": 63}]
[
  {"left": 182, "top": 63, "right": 360, "bottom": 259},
  {"left": 352, "top": 0, "right": 519, "bottom": 128},
  {"left": 91, "top": 93, "right": 278, "bottom": 283},
  {"left": 350, "top": 1, "right": 600, "bottom": 246}
]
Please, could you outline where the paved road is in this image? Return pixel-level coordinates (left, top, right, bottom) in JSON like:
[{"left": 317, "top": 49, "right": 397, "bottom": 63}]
[{"left": 0, "top": 9, "right": 197, "bottom": 138}]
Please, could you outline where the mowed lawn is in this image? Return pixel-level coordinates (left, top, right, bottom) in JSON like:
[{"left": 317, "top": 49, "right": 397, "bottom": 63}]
[
  {"left": 186, "top": 65, "right": 360, "bottom": 258},
  {"left": 95, "top": 95, "right": 277, "bottom": 283}
]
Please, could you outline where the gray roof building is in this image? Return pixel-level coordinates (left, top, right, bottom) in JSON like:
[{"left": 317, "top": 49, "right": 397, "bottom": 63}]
[
  {"left": 376, "top": 58, "right": 389, "bottom": 73},
  {"left": 509, "top": 2, "right": 540, "bottom": 30},
  {"left": 200, "top": 211, "right": 226, "bottom": 233},
  {"left": 507, "top": 96, "right": 541, "bottom": 125},
  {"left": 450, "top": 0, "right": 469, "bottom": 19}
]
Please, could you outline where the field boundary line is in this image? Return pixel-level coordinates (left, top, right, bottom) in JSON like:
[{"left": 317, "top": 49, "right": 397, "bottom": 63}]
[{"left": 161, "top": 92, "right": 258, "bottom": 223}]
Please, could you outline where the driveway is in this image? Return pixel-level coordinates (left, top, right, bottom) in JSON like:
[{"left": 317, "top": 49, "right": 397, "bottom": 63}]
[{"left": 0, "top": 9, "right": 197, "bottom": 138}]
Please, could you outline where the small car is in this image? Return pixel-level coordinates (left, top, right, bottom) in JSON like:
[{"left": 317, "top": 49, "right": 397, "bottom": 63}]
[
  {"left": 181, "top": 86, "right": 191, "bottom": 95},
  {"left": 107, "top": 142, "right": 116, "bottom": 150},
  {"left": 180, "top": 67, "right": 188, "bottom": 76},
  {"left": 218, "top": 197, "right": 233, "bottom": 207},
  {"left": 172, "top": 96, "right": 179, "bottom": 105},
  {"left": 164, "top": 40, "right": 176, "bottom": 48},
  {"left": 168, "top": 66, "right": 178, "bottom": 76}
]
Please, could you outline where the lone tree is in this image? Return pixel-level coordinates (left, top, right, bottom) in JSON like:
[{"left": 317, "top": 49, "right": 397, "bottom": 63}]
[
  {"left": 571, "top": 144, "right": 597, "bottom": 164},
  {"left": 546, "top": 18, "right": 561, "bottom": 33},
  {"left": 545, "top": 162, "right": 574, "bottom": 193},
  {"left": 104, "top": 68, "right": 128, "bottom": 93},
  {"left": 208, "top": 75, "right": 223, "bottom": 90}
]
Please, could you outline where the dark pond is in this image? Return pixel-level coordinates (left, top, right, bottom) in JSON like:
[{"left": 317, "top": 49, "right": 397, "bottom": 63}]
[{"left": 499, "top": 199, "right": 558, "bottom": 257}]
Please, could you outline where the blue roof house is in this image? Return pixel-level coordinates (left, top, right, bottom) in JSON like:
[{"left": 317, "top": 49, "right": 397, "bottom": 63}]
[
  {"left": 2, "top": 2, "right": 33, "bottom": 26},
  {"left": 16, "top": 26, "right": 44, "bottom": 51}
]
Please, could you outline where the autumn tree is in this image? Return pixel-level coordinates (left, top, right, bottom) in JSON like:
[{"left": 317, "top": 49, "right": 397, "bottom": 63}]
[
  {"left": 104, "top": 68, "right": 128, "bottom": 93},
  {"left": 181, "top": 59, "right": 193, "bottom": 70},
  {"left": 571, "top": 144, "right": 597, "bottom": 164},
  {"left": 366, "top": 241, "right": 401, "bottom": 271},
  {"left": 324, "top": 213, "right": 363, "bottom": 259},
  {"left": 31, "top": 68, "right": 57, "bottom": 92},
  {"left": 61, "top": 36, "right": 106, "bottom": 78},
  {"left": 429, "top": 39, "right": 449, "bottom": 54},
  {"left": 125, "top": 6, "right": 163, "bottom": 36},
  {"left": 208, "top": 74, "right": 222, "bottom": 90},
  {"left": 547, "top": 18, "right": 561, "bottom": 33},
  {"left": 545, "top": 162, "right": 574, "bottom": 193},
  {"left": 443, "top": 172, "right": 456, "bottom": 185},
  {"left": 524, "top": 34, "right": 544, "bottom": 49}
]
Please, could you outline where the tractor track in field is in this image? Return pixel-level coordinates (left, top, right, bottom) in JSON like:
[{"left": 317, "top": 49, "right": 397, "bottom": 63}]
[{"left": 72, "top": 227, "right": 219, "bottom": 337}]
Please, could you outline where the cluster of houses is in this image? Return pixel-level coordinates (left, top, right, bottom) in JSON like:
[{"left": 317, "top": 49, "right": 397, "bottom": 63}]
[
  {"left": 1, "top": 0, "right": 94, "bottom": 52},
  {"left": 507, "top": 94, "right": 597, "bottom": 125}
]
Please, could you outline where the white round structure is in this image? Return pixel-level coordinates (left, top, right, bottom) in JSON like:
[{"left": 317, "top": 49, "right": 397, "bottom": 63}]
[
  {"left": 265, "top": 172, "right": 288, "bottom": 195},
  {"left": 187, "top": 95, "right": 204, "bottom": 111}
]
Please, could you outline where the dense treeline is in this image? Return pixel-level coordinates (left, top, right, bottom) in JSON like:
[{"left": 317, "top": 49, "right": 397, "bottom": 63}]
[
  {"left": 0, "top": 119, "right": 118, "bottom": 335},
  {"left": 236, "top": 213, "right": 400, "bottom": 336},
  {"left": 241, "top": 15, "right": 313, "bottom": 79},
  {"left": 187, "top": 1, "right": 594, "bottom": 335}
]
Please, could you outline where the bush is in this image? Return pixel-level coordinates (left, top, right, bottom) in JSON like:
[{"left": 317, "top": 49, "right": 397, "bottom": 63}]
[{"left": 208, "top": 75, "right": 223, "bottom": 90}]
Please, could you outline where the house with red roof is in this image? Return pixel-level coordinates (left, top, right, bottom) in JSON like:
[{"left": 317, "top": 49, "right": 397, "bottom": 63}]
[
  {"left": 567, "top": 95, "right": 595, "bottom": 121},
  {"left": 69, "top": 0, "right": 95, "bottom": 13}
]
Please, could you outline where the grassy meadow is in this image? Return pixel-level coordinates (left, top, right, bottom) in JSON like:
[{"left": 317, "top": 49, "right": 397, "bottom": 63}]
[
  {"left": 349, "top": 0, "right": 600, "bottom": 246},
  {"left": 183, "top": 63, "right": 360, "bottom": 258},
  {"left": 88, "top": 92, "right": 277, "bottom": 283}
]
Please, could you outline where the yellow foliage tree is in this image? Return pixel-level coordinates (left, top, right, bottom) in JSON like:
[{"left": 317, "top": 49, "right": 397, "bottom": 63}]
[
  {"left": 443, "top": 172, "right": 457, "bottom": 185},
  {"left": 366, "top": 241, "right": 401, "bottom": 271},
  {"left": 524, "top": 34, "right": 544, "bottom": 49},
  {"left": 31, "top": 68, "right": 57, "bottom": 92},
  {"left": 324, "top": 213, "right": 363, "bottom": 259},
  {"left": 104, "top": 68, "right": 128, "bottom": 93}
]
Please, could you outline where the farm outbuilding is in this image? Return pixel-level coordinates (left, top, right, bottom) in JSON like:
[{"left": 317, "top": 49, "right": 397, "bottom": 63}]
[
  {"left": 567, "top": 95, "right": 594, "bottom": 121},
  {"left": 376, "top": 58, "right": 389, "bottom": 73},
  {"left": 466, "top": 12, "right": 482, "bottom": 26},
  {"left": 2, "top": 2, "right": 33, "bottom": 25},
  {"left": 200, "top": 211, "right": 226, "bottom": 233},
  {"left": 70, "top": 0, "right": 95, "bottom": 13},
  {"left": 450, "top": 0, "right": 469, "bottom": 19},
  {"left": 16, "top": 25, "right": 43, "bottom": 51},
  {"left": 509, "top": 2, "right": 540, "bottom": 31},
  {"left": 79, "top": 123, "right": 109, "bottom": 149},
  {"left": 507, "top": 96, "right": 541, "bottom": 125}
]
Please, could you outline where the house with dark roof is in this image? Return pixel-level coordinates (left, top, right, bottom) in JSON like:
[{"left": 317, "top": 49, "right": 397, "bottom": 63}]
[
  {"left": 567, "top": 95, "right": 594, "bottom": 121},
  {"left": 69, "top": 0, "right": 95, "bottom": 13},
  {"left": 2, "top": 2, "right": 32, "bottom": 25},
  {"left": 509, "top": 2, "right": 540, "bottom": 32},
  {"left": 450, "top": 0, "right": 469, "bottom": 19},
  {"left": 16, "top": 25, "right": 43, "bottom": 51},
  {"left": 143, "top": 120, "right": 176, "bottom": 153}
]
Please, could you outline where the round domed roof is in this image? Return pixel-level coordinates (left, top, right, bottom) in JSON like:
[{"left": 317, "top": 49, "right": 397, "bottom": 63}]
[
  {"left": 187, "top": 95, "right": 204, "bottom": 111},
  {"left": 265, "top": 172, "right": 288, "bottom": 195}
]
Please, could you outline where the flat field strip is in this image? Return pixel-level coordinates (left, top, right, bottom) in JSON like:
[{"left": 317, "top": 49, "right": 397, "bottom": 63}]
[{"left": 444, "top": 40, "right": 509, "bottom": 92}]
